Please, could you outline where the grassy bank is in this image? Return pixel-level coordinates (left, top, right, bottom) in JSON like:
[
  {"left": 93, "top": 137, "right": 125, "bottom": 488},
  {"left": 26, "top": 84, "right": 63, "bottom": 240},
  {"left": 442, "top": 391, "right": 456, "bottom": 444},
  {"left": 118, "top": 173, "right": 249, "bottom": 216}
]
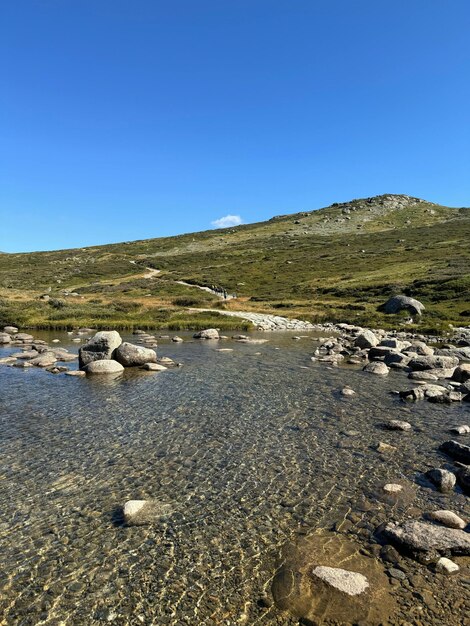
[{"left": 1, "top": 194, "right": 469, "bottom": 332}]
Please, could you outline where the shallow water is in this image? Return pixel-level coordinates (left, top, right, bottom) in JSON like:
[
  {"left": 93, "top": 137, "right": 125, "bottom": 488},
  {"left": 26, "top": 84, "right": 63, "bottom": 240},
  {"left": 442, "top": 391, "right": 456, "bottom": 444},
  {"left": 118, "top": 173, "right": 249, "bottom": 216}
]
[{"left": 0, "top": 331, "right": 469, "bottom": 625}]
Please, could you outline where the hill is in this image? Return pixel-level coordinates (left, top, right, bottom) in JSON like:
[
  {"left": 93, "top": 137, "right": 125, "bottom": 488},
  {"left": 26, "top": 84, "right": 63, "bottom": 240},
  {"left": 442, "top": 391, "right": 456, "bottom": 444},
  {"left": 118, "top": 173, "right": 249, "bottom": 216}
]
[{"left": 1, "top": 194, "right": 469, "bottom": 331}]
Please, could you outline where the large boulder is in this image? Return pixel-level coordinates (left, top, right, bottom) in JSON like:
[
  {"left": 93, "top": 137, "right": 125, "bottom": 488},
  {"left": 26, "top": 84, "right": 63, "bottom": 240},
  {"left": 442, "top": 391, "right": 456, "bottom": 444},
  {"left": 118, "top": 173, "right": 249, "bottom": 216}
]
[
  {"left": 78, "top": 331, "right": 122, "bottom": 367},
  {"left": 379, "top": 295, "right": 425, "bottom": 316},
  {"left": 0, "top": 332, "right": 12, "bottom": 344},
  {"left": 114, "top": 342, "right": 157, "bottom": 367},
  {"left": 452, "top": 364, "right": 470, "bottom": 383},
  {"left": 193, "top": 328, "right": 220, "bottom": 340},
  {"left": 83, "top": 360, "right": 124, "bottom": 375},
  {"left": 354, "top": 330, "right": 378, "bottom": 349},
  {"left": 408, "top": 355, "right": 459, "bottom": 371},
  {"left": 3, "top": 326, "right": 18, "bottom": 334}
]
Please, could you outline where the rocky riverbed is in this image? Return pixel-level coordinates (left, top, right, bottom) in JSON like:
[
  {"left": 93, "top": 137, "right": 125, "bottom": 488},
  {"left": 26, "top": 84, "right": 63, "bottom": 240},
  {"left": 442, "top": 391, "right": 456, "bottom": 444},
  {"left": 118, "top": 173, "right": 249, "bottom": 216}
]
[{"left": 0, "top": 324, "right": 469, "bottom": 625}]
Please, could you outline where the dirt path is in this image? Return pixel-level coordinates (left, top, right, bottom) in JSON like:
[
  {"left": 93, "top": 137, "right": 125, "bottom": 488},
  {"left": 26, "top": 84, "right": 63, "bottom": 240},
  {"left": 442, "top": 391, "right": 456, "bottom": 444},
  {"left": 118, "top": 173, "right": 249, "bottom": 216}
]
[
  {"left": 190, "top": 308, "right": 316, "bottom": 331},
  {"left": 175, "top": 280, "right": 234, "bottom": 300}
]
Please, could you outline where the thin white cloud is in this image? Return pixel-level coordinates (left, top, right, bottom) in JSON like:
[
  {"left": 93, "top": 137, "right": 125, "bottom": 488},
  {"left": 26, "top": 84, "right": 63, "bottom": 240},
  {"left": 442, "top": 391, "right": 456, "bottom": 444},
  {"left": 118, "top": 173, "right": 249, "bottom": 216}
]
[{"left": 211, "top": 214, "right": 243, "bottom": 229}]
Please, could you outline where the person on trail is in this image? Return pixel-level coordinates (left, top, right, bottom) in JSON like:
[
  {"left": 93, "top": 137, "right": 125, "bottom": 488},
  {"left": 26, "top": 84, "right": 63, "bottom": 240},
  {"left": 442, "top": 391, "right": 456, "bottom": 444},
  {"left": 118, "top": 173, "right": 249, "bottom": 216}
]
[{"left": 223, "top": 289, "right": 227, "bottom": 299}]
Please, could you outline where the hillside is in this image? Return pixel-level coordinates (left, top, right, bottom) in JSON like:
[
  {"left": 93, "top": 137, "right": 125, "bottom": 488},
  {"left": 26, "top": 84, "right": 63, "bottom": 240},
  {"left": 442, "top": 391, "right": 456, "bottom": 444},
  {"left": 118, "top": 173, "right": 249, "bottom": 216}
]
[{"left": 1, "top": 194, "right": 469, "bottom": 331}]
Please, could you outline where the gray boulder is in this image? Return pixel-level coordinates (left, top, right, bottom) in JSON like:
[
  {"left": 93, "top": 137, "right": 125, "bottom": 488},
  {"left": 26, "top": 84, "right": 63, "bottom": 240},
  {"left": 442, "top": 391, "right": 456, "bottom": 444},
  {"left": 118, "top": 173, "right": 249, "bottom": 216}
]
[
  {"left": 3, "top": 326, "right": 18, "bottom": 334},
  {"left": 363, "top": 361, "right": 389, "bottom": 376},
  {"left": 78, "top": 331, "right": 122, "bottom": 367},
  {"left": 408, "top": 355, "right": 459, "bottom": 371},
  {"left": 379, "top": 295, "right": 425, "bottom": 315},
  {"left": 452, "top": 364, "right": 470, "bottom": 383},
  {"left": 425, "top": 468, "right": 456, "bottom": 492},
  {"left": 354, "top": 330, "right": 378, "bottom": 349},
  {"left": 439, "top": 440, "right": 470, "bottom": 464},
  {"left": 384, "top": 520, "right": 470, "bottom": 556},
  {"left": 193, "top": 328, "right": 220, "bottom": 340},
  {"left": 114, "top": 342, "right": 157, "bottom": 367},
  {"left": 83, "top": 360, "right": 124, "bottom": 374},
  {"left": 29, "top": 352, "right": 57, "bottom": 368},
  {"left": 0, "top": 332, "right": 11, "bottom": 344}
]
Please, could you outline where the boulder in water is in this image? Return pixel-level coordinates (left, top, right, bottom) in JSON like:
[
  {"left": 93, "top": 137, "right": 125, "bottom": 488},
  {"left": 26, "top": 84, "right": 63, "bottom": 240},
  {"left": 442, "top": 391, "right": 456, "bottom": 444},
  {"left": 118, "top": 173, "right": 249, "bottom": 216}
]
[
  {"left": 114, "top": 342, "right": 157, "bottom": 367},
  {"left": 78, "top": 331, "right": 122, "bottom": 367}
]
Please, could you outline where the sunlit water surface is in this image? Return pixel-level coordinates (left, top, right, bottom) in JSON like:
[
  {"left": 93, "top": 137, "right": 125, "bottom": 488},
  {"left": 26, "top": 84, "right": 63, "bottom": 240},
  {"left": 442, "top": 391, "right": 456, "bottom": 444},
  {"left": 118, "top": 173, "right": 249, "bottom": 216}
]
[{"left": 0, "top": 331, "right": 469, "bottom": 625}]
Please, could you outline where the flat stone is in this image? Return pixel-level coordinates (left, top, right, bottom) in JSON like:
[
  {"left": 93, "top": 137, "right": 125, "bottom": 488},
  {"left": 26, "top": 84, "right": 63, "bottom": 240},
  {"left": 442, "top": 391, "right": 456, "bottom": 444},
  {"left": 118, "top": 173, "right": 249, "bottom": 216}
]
[
  {"left": 377, "top": 442, "right": 396, "bottom": 454},
  {"left": 123, "top": 499, "right": 173, "bottom": 526},
  {"left": 141, "top": 363, "right": 168, "bottom": 371},
  {"left": 386, "top": 420, "right": 411, "bottom": 432},
  {"left": 311, "top": 566, "right": 369, "bottom": 596},
  {"left": 65, "top": 370, "right": 86, "bottom": 377},
  {"left": 384, "top": 520, "right": 470, "bottom": 556},
  {"left": 383, "top": 484, "right": 403, "bottom": 493}
]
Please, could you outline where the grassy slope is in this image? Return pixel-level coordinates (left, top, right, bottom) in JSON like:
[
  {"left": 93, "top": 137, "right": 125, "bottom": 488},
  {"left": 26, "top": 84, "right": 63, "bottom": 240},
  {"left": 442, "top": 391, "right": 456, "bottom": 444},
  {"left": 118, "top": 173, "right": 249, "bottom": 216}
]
[{"left": 1, "top": 194, "right": 469, "bottom": 331}]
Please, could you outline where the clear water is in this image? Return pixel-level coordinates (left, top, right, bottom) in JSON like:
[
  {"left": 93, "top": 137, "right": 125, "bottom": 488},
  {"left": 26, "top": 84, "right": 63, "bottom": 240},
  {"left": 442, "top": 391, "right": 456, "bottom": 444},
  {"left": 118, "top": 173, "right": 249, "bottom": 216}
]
[{"left": 0, "top": 331, "right": 469, "bottom": 625}]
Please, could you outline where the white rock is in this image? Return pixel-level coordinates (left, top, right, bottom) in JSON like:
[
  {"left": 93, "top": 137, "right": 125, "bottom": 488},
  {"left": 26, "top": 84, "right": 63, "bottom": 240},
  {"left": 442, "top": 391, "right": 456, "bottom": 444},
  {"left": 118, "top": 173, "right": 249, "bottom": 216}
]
[
  {"left": 428, "top": 510, "right": 466, "bottom": 530},
  {"left": 311, "top": 566, "right": 369, "bottom": 596},
  {"left": 142, "top": 363, "right": 167, "bottom": 371},
  {"left": 383, "top": 484, "right": 403, "bottom": 493},
  {"left": 450, "top": 425, "right": 470, "bottom": 435},
  {"left": 341, "top": 388, "right": 356, "bottom": 396},
  {"left": 435, "top": 557, "right": 459, "bottom": 574},
  {"left": 83, "top": 360, "right": 124, "bottom": 374}
]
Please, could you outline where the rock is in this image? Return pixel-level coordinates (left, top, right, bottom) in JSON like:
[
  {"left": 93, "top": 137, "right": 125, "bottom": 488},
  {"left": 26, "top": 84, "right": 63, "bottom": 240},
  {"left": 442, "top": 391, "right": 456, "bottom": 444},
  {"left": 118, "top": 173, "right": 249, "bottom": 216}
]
[
  {"left": 65, "top": 370, "right": 86, "bottom": 377},
  {"left": 427, "top": 510, "right": 466, "bottom": 530},
  {"left": 11, "top": 350, "right": 39, "bottom": 359},
  {"left": 408, "top": 355, "right": 459, "bottom": 371},
  {"left": 383, "top": 484, "right": 403, "bottom": 493},
  {"left": 400, "top": 387, "right": 425, "bottom": 402},
  {"left": 386, "top": 420, "right": 411, "bottom": 432},
  {"left": 363, "top": 362, "right": 389, "bottom": 376},
  {"left": 0, "top": 332, "right": 12, "bottom": 344},
  {"left": 377, "top": 442, "right": 396, "bottom": 454},
  {"left": 122, "top": 499, "right": 173, "bottom": 526},
  {"left": 0, "top": 357, "right": 17, "bottom": 365},
  {"left": 422, "top": 383, "right": 448, "bottom": 398},
  {"left": 141, "top": 363, "right": 168, "bottom": 371},
  {"left": 78, "top": 331, "right": 122, "bottom": 367},
  {"left": 384, "top": 351, "right": 410, "bottom": 367},
  {"left": 83, "top": 360, "right": 124, "bottom": 375},
  {"left": 171, "top": 336, "right": 183, "bottom": 342},
  {"left": 406, "top": 340, "right": 434, "bottom": 356},
  {"left": 380, "top": 295, "right": 425, "bottom": 315},
  {"left": 439, "top": 440, "right": 470, "bottom": 464},
  {"left": 435, "top": 557, "right": 459, "bottom": 574},
  {"left": 425, "top": 468, "right": 456, "bottom": 492},
  {"left": 311, "top": 566, "right": 369, "bottom": 596},
  {"left": 29, "top": 352, "right": 57, "bottom": 367},
  {"left": 456, "top": 465, "right": 470, "bottom": 494},
  {"left": 114, "top": 342, "right": 157, "bottom": 367},
  {"left": 452, "top": 364, "right": 470, "bottom": 383},
  {"left": 3, "top": 326, "right": 18, "bottom": 334},
  {"left": 384, "top": 520, "right": 470, "bottom": 556},
  {"left": 55, "top": 352, "right": 78, "bottom": 362},
  {"left": 15, "top": 333, "right": 34, "bottom": 342},
  {"left": 341, "top": 387, "right": 356, "bottom": 396},
  {"left": 368, "top": 346, "right": 396, "bottom": 360},
  {"left": 408, "top": 371, "right": 438, "bottom": 381},
  {"left": 193, "top": 328, "right": 219, "bottom": 340},
  {"left": 450, "top": 425, "right": 470, "bottom": 435},
  {"left": 379, "top": 338, "right": 410, "bottom": 351},
  {"left": 354, "top": 330, "right": 378, "bottom": 349}
]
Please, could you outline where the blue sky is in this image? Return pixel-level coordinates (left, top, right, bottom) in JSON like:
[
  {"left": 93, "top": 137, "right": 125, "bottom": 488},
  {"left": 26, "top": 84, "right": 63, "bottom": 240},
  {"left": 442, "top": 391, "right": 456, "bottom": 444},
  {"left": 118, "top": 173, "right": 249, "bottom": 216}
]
[{"left": 1, "top": 1, "right": 470, "bottom": 252}]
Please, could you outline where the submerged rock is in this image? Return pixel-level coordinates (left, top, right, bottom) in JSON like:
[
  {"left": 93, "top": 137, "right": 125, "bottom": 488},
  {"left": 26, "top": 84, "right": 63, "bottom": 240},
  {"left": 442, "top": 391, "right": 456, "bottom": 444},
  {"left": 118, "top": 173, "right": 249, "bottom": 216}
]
[
  {"left": 114, "top": 342, "right": 157, "bottom": 367},
  {"left": 271, "top": 533, "right": 395, "bottom": 624},
  {"left": 386, "top": 420, "right": 411, "bottom": 431},
  {"left": 142, "top": 363, "right": 168, "bottom": 371},
  {"left": 78, "top": 331, "right": 122, "bottom": 367},
  {"left": 123, "top": 499, "right": 173, "bottom": 526}
]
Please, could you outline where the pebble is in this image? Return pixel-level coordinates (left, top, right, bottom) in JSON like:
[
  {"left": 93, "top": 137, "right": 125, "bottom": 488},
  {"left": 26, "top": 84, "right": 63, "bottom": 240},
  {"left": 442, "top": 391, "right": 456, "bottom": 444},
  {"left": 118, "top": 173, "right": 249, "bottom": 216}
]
[
  {"left": 383, "top": 483, "right": 403, "bottom": 493},
  {"left": 386, "top": 420, "right": 412, "bottom": 431},
  {"left": 450, "top": 425, "right": 470, "bottom": 435},
  {"left": 428, "top": 510, "right": 466, "bottom": 529}
]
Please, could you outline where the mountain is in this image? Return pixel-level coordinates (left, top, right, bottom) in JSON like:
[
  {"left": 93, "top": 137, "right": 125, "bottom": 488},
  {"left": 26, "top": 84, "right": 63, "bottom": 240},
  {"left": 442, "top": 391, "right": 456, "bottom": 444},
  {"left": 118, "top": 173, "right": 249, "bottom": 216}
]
[{"left": 0, "top": 194, "right": 469, "bottom": 331}]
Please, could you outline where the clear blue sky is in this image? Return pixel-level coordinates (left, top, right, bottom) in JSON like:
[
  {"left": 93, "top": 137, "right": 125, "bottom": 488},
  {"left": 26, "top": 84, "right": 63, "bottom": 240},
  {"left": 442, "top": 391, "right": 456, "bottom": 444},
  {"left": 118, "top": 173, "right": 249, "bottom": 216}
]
[{"left": 1, "top": 1, "right": 469, "bottom": 252}]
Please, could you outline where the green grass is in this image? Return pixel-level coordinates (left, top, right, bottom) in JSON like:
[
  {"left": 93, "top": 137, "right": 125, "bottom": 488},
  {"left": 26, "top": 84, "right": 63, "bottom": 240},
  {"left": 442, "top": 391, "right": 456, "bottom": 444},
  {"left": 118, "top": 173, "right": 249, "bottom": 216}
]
[{"left": 1, "top": 194, "right": 469, "bottom": 331}]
